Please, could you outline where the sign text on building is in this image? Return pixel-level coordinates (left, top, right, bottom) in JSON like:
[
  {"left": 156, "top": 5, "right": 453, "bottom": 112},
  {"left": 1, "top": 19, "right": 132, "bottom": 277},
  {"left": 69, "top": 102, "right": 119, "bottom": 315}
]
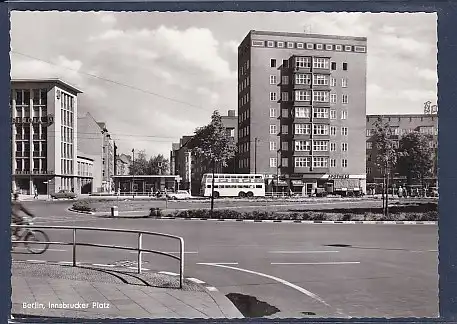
[
  {"left": 328, "top": 174, "right": 350, "bottom": 180},
  {"left": 424, "top": 101, "right": 438, "bottom": 115}
]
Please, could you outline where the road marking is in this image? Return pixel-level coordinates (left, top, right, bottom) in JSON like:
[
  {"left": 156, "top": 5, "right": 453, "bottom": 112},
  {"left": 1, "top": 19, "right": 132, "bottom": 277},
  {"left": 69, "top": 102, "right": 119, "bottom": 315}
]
[
  {"left": 199, "top": 263, "right": 331, "bottom": 306},
  {"left": 187, "top": 278, "right": 206, "bottom": 284},
  {"left": 269, "top": 251, "right": 340, "bottom": 254},
  {"left": 14, "top": 247, "right": 67, "bottom": 252},
  {"left": 197, "top": 262, "right": 239, "bottom": 265},
  {"left": 270, "top": 262, "right": 361, "bottom": 265},
  {"left": 129, "top": 251, "right": 198, "bottom": 255},
  {"left": 158, "top": 271, "right": 179, "bottom": 276},
  {"left": 127, "top": 266, "right": 150, "bottom": 271},
  {"left": 92, "top": 263, "right": 116, "bottom": 267},
  {"left": 206, "top": 286, "right": 218, "bottom": 292}
]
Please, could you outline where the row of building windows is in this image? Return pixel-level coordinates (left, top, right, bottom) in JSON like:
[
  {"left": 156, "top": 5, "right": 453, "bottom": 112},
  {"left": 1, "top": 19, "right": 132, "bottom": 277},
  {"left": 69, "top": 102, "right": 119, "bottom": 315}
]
[
  {"left": 60, "top": 92, "right": 75, "bottom": 112},
  {"left": 265, "top": 107, "right": 348, "bottom": 120},
  {"left": 14, "top": 158, "right": 48, "bottom": 172},
  {"left": 366, "top": 140, "right": 437, "bottom": 150},
  {"left": 251, "top": 39, "right": 366, "bottom": 54},
  {"left": 61, "top": 126, "right": 74, "bottom": 144},
  {"left": 61, "top": 158, "right": 74, "bottom": 175},
  {"left": 239, "top": 91, "right": 350, "bottom": 108},
  {"left": 269, "top": 123, "right": 348, "bottom": 135},
  {"left": 61, "top": 109, "right": 74, "bottom": 127},
  {"left": 238, "top": 138, "right": 350, "bottom": 154},
  {"left": 14, "top": 106, "right": 48, "bottom": 119},
  {"left": 267, "top": 74, "right": 348, "bottom": 87},
  {"left": 265, "top": 156, "right": 349, "bottom": 168},
  {"left": 366, "top": 126, "right": 438, "bottom": 137},
  {"left": 239, "top": 60, "right": 250, "bottom": 76},
  {"left": 61, "top": 142, "right": 74, "bottom": 159},
  {"left": 270, "top": 57, "right": 349, "bottom": 71},
  {"left": 77, "top": 161, "right": 93, "bottom": 177},
  {"left": 12, "top": 89, "right": 48, "bottom": 106}
]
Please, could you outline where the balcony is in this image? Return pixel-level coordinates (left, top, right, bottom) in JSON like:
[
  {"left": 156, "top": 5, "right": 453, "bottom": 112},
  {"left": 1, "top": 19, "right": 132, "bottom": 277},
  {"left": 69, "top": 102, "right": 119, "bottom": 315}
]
[
  {"left": 293, "top": 83, "right": 311, "bottom": 90},
  {"left": 292, "top": 66, "right": 312, "bottom": 74},
  {"left": 312, "top": 101, "right": 331, "bottom": 108},
  {"left": 293, "top": 100, "right": 312, "bottom": 106},
  {"left": 312, "top": 84, "right": 331, "bottom": 91},
  {"left": 311, "top": 68, "right": 331, "bottom": 75}
]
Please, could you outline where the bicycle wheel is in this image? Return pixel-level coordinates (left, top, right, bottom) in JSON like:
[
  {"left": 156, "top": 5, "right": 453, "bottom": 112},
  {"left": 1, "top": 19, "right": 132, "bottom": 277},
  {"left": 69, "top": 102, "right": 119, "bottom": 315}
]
[{"left": 24, "top": 230, "right": 50, "bottom": 254}]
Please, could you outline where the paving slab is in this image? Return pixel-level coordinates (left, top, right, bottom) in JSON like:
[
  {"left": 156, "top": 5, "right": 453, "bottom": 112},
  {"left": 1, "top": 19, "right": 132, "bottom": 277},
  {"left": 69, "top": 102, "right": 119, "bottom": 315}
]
[{"left": 11, "top": 261, "right": 243, "bottom": 320}]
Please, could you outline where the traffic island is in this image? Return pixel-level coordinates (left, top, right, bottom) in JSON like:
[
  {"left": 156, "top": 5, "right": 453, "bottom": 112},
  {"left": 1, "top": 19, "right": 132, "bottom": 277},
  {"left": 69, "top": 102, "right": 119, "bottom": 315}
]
[
  {"left": 147, "top": 202, "right": 438, "bottom": 224},
  {"left": 12, "top": 261, "right": 243, "bottom": 319}
]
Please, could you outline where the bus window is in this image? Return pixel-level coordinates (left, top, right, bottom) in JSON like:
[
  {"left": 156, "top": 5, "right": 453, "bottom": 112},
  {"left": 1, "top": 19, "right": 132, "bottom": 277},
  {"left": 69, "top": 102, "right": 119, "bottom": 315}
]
[
  {"left": 207, "top": 185, "right": 211, "bottom": 188},
  {"left": 256, "top": 185, "right": 262, "bottom": 188},
  {"left": 214, "top": 185, "right": 219, "bottom": 188}
]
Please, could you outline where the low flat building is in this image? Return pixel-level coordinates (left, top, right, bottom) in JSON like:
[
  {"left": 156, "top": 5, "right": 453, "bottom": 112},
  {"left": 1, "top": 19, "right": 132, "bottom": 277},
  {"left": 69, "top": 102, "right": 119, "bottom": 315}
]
[
  {"left": 113, "top": 175, "right": 180, "bottom": 194},
  {"left": 76, "top": 153, "right": 95, "bottom": 194}
]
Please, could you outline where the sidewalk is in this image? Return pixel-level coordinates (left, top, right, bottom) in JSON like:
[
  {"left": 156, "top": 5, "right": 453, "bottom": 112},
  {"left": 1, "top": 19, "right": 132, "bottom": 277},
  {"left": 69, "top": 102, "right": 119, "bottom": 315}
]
[{"left": 11, "top": 261, "right": 243, "bottom": 320}]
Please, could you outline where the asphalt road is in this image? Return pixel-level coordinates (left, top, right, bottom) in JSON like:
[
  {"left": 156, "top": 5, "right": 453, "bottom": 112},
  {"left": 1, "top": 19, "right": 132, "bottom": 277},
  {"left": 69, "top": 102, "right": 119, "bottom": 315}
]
[{"left": 12, "top": 200, "right": 438, "bottom": 318}]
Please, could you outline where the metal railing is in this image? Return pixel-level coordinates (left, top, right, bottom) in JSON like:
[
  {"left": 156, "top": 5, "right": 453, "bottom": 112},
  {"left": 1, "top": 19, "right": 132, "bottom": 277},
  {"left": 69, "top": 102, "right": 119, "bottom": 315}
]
[{"left": 11, "top": 224, "right": 185, "bottom": 288}]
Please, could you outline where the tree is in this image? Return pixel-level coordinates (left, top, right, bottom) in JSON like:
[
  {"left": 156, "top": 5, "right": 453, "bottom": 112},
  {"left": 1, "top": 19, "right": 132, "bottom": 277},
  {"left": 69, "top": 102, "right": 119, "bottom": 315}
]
[
  {"left": 372, "top": 116, "right": 398, "bottom": 216},
  {"left": 396, "top": 132, "right": 434, "bottom": 193},
  {"left": 148, "top": 154, "right": 169, "bottom": 175},
  {"left": 128, "top": 150, "right": 149, "bottom": 175},
  {"left": 187, "top": 110, "right": 237, "bottom": 216}
]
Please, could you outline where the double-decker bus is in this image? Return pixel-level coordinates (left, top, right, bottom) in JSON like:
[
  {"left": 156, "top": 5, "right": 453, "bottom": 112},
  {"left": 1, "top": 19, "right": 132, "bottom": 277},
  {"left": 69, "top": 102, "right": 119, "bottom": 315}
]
[{"left": 201, "top": 173, "right": 265, "bottom": 198}]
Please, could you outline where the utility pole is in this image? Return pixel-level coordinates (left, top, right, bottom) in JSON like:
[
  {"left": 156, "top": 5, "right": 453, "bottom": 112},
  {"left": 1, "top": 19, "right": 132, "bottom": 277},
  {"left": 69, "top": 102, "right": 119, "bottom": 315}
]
[
  {"left": 254, "top": 137, "right": 258, "bottom": 174},
  {"left": 132, "top": 148, "right": 135, "bottom": 199}
]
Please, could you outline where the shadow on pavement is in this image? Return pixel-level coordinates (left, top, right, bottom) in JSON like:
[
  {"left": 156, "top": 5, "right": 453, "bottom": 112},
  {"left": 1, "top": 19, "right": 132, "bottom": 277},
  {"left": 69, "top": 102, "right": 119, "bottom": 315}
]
[
  {"left": 225, "top": 293, "right": 280, "bottom": 317},
  {"left": 324, "top": 244, "right": 431, "bottom": 252}
]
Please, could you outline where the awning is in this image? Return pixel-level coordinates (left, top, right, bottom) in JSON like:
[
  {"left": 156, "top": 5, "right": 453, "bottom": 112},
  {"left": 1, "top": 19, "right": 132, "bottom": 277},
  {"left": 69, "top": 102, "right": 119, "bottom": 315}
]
[
  {"left": 291, "top": 180, "right": 304, "bottom": 186},
  {"left": 273, "top": 180, "right": 288, "bottom": 186}
]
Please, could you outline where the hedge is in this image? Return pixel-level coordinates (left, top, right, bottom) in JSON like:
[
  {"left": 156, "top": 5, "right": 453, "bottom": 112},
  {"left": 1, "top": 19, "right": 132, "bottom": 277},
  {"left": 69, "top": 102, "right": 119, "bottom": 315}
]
[
  {"left": 72, "top": 200, "right": 94, "bottom": 212},
  {"left": 157, "top": 208, "right": 438, "bottom": 222}
]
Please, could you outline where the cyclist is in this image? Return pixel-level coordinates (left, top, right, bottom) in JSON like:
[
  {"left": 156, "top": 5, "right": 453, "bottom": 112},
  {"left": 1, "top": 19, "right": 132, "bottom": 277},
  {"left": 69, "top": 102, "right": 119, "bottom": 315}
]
[{"left": 11, "top": 192, "right": 35, "bottom": 242}]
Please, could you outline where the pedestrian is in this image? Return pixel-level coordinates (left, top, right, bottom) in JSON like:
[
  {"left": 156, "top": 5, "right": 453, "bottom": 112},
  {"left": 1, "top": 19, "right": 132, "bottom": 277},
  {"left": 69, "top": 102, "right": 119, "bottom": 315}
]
[
  {"left": 398, "top": 186, "right": 403, "bottom": 198},
  {"left": 33, "top": 187, "right": 38, "bottom": 199}
]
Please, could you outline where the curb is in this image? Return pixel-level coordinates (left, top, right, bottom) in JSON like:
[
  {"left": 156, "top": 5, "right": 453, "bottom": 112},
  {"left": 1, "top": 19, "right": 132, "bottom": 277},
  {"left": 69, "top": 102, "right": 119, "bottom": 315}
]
[
  {"left": 158, "top": 271, "right": 220, "bottom": 293},
  {"left": 68, "top": 208, "right": 94, "bottom": 215},
  {"left": 149, "top": 217, "right": 437, "bottom": 225}
]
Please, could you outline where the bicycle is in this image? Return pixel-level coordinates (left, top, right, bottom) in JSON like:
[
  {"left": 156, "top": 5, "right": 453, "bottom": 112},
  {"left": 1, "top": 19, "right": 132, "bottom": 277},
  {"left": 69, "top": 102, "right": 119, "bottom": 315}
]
[{"left": 11, "top": 217, "right": 50, "bottom": 254}]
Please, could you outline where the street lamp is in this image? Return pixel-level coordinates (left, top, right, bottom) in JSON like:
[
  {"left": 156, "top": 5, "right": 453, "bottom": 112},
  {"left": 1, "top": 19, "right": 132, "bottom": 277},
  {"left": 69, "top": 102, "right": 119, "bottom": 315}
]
[{"left": 131, "top": 148, "right": 135, "bottom": 199}]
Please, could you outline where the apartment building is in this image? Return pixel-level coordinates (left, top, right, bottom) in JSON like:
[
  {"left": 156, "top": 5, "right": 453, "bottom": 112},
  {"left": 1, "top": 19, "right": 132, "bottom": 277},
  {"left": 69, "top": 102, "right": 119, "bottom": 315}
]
[
  {"left": 77, "top": 112, "right": 115, "bottom": 193},
  {"left": 237, "top": 30, "right": 368, "bottom": 195},
  {"left": 171, "top": 110, "right": 238, "bottom": 195},
  {"left": 366, "top": 113, "right": 438, "bottom": 188},
  {"left": 11, "top": 79, "right": 82, "bottom": 195}
]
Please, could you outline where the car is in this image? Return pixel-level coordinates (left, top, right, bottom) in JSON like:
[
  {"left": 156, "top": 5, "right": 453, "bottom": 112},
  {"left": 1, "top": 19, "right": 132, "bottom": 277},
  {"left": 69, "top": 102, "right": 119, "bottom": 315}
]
[
  {"left": 50, "top": 190, "right": 77, "bottom": 199},
  {"left": 166, "top": 190, "right": 192, "bottom": 200}
]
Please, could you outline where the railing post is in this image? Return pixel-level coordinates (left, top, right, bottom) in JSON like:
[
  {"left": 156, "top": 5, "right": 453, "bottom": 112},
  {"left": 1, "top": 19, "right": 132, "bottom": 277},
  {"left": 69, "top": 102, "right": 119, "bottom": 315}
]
[
  {"left": 72, "top": 228, "right": 77, "bottom": 267},
  {"left": 137, "top": 233, "right": 142, "bottom": 274},
  {"left": 179, "top": 237, "right": 184, "bottom": 289}
]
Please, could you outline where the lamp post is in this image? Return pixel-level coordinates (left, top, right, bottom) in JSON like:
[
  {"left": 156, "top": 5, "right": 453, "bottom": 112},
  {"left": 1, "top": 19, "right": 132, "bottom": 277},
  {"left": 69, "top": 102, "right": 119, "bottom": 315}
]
[{"left": 131, "top": 148, "right": 135, "bottom": 199}]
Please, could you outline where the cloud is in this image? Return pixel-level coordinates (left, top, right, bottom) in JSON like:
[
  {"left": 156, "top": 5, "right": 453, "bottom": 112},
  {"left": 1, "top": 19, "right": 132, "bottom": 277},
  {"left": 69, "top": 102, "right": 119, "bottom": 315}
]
[
  {"left": 415, "top": 68, "right": 437, "bottom": 81},
  {"left": 89, "top": 26, "right": 236, "bottom": 81},
  {"left": 11, "top": 54, "right": 83, "bottom": 82},
  {"left": 223, "top": 40, "right": 239, "bottom": 54},
  {"left": 100, "top": 13, "right": 117, "bottom": 25}
]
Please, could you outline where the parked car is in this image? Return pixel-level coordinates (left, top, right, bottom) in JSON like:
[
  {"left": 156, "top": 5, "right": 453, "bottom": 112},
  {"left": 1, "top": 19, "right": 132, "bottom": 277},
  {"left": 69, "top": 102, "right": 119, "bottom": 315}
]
[
  {"left": 166, "top": 190, "right": 192, "bottom": 200},
  {"left": 51, "top": 190, "right": 77, "bottom": 199}
]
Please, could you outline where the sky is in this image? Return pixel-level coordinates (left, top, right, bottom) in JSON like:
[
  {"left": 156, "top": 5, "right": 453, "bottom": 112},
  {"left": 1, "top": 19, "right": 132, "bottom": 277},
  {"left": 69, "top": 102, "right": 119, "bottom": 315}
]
[{"left": 10, "top": 11, "right": 437, "bottom": 158}]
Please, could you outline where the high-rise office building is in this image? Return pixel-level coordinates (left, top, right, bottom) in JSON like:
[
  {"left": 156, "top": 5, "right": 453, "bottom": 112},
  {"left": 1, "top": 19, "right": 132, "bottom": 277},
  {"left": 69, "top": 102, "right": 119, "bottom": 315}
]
[
  {"left": 237, "top": 30, "right": 368, "bottom": 195},
  {"left": 11, "top": 79, "right": 82, "bottom": 195}
]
